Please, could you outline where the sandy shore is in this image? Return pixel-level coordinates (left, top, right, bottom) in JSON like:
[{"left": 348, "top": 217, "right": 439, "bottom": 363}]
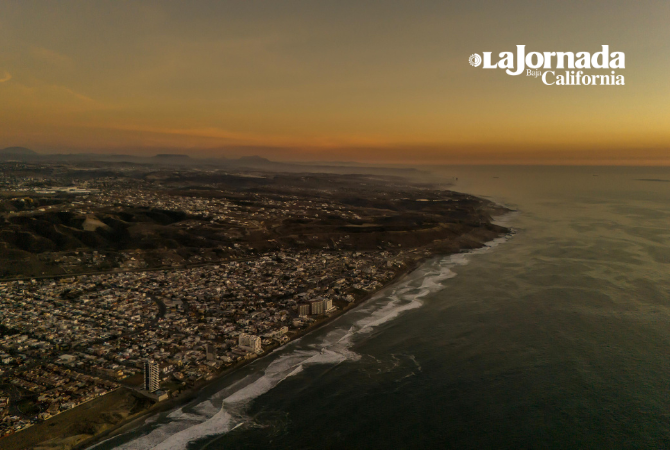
[
  {"left": 4, "top": 226, "right": 507, "bottom": 450},
  {"left": 73, "top": 255, "right": 426, "bottom": 450},
  {"left": 75, "top": 228, "right": 508, "bottom": 449}
]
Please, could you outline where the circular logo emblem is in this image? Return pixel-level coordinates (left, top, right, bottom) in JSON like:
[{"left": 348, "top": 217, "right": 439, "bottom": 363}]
[{"left": 469, "top": 53, "right": 482, "bottom": 67}]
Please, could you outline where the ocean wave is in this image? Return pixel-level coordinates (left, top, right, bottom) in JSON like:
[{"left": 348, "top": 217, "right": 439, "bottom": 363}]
[{"left": 97, "top": 235, "right": 510, "bottom": 449}]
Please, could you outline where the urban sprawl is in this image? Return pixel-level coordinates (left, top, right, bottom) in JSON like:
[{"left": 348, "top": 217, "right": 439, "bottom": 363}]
[
  {"left": 0, "top": 161, "right": 506, "bottom": 441},
  {"left": 0, "top": 249, "right": 402, "bottom": 436}
]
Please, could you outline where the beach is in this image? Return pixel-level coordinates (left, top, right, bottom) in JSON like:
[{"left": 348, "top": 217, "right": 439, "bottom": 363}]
[
  {"left": 82, "top": 226, "right": 511, "bottom": 449},
  {"left": 0, "top": 225, "right": 508, "bottom": 450}
]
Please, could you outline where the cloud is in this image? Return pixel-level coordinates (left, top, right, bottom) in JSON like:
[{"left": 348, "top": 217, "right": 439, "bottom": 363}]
[
  {"left": 0, "top": 71, "right": 11, "bottom": 83},
  {"left": 58, "top": 86, "right": 93, "bottom": 102},
  {"left": 30, "top": 46, "right": 73, "bottom": 67},
  {"left": 103, "top": 124, "right": 263, "bottom": 144}
]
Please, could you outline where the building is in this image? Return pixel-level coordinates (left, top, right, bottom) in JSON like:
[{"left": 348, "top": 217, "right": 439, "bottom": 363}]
[
  {"left": 310, "top": 300, "right": 324, "bottom": 315},
  {"left": 322, "top": 298, "right": 334, "bottom": 312},
  {"left": 298, "top": 303, "right": 311, "bottom": 317},
  {"left": 0, "top": 396, "right": 9, "bottom": 418},
  {"left": 239, "top": 333, "right": 262, "bottom": 353},
  {"left": 205, "top": 343, "right": 216, "bottom": 361},
  {"left": 143, "top": 360, "right": 160, "bottom": 393},
  {"left": 58, "top": 354, "right": 77, "bottom": 363},
  {"left": 144, "top": 390, "right": 169, "bottom": 402}
]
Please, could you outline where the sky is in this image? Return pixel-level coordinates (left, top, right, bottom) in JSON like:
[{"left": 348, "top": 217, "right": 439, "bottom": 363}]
[{"left": 0, "top": 0, "right": 669, "bottom": 164}]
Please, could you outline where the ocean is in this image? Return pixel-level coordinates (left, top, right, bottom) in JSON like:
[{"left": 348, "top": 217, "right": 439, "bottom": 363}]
[{"left": 92, "top": 166, "right": 670, "bottom": 449}]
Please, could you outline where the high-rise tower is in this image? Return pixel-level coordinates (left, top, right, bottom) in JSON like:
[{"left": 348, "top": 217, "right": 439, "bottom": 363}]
[{"left": 143, "top": 360, "right": 160, "bottom": 392}]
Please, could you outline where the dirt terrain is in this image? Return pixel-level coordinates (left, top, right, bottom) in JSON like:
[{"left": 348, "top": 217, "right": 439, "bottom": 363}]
[
  {"left": 0, "top": 388, "right": 151, "bottom": 450},
  {"left": 0, "top": 166, "right": 508, "bottom": 279}
]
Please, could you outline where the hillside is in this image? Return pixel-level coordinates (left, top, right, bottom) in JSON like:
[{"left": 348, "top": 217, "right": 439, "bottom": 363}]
[{"left": 0, "top": 147, "right": 39, "bottom": 158}]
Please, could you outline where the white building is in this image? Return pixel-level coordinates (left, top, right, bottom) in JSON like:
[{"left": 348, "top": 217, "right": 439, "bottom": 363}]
[
  {"left": 144, "top": 360, "right": 160, "bottom": 393},
  {"left": 310, "top": 300, "right": 324, "bottom": 315},
  {"left": 58, "top": 354, "right": 77, "bottom": 363},
  {"left": 239, "top": 333, "right": 262, "bottom": 353},
  {"left": 298, "top": 304, "right": 311, "bottom": 317},
  {"left": 205, "top": 343, "right": 216, "bottom": 361}
]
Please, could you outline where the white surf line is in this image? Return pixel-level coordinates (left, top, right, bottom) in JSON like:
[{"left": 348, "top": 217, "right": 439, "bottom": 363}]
[{"left": 99, "top": 234, "right": 513, "bottom": 450}]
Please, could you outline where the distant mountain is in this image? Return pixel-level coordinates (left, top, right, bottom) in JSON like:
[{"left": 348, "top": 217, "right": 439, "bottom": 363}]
[
  {"left": 238, "top": 155, "right": 270, "bottom": 164},
  {"left": 154, "top": 154, "right": 191, "bottom": 159},
  {"left": 0, "top": 148, "right": 425, "bottom": 177},
  {"left": 105, "top": 154, "right": 139, "bottom": 160},
  {"left": 0, "top": 146, "right": 39, "bottom": 157}
]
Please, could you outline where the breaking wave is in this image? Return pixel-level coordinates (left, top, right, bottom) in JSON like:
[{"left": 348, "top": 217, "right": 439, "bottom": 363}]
[{"left": 94, "top": 235, "right": 510, "bottom": 449}]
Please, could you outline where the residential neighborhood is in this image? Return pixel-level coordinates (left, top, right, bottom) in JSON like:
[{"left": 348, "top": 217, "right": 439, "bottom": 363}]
[{"left": 0, "top": 248, "right": 404, "bottom": 436}]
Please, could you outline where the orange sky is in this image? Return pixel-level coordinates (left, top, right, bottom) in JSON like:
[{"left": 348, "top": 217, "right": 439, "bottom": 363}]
[{"left": 1, "top": 1, "right": 669, "bottom": 164}]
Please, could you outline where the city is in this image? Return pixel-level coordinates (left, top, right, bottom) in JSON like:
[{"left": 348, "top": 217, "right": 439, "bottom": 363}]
[{"left": 0, "top": 160, "right": 508, "bottom": 447}]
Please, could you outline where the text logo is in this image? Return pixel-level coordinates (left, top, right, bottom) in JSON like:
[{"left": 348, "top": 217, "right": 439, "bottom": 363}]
[
  {"left": 470, "top": 45, "right": 625, "bottom": 86},
  {"left": 469, "top": 54, "right": 482, "bottom": 67}
]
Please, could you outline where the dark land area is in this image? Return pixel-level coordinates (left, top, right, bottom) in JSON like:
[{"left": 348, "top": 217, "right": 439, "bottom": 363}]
[
  {"left": 0, "top": 388, "right": 152, "bottom": 450},
  {"left": 0, "top": 156, "right": 509, "bottom": 449},
  {"left": 0, "top": 159, "right": 507, "bottom": 280}
]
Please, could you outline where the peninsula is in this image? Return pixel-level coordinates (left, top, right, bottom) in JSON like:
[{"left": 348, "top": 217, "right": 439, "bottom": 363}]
[{"left": 0, "top": 160, "right": 509, "bottom": 449}]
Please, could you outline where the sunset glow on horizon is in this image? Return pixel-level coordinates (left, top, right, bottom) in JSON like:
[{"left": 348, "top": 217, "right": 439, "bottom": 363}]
[{"left": 1, "top": 1, "right": 669, "bottom": 164}]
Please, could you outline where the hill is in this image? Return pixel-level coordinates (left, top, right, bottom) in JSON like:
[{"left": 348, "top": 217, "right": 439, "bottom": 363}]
[
  {"left": 153, "top": 154, "right": 191, "bottom": 159},
  {"left": 0, "top": 146, "right": 39, "bottom": 157}
]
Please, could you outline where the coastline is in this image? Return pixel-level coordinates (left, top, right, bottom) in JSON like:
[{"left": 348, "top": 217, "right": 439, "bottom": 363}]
[
  {"left": 74, "top": 226, "right": 510, "bottom": 450},
  {"left": 0, "top": 224, "right": 511, "bottom": 450},
  {"left": 72, "top": 254, "right": 426, "bottom": 450}
]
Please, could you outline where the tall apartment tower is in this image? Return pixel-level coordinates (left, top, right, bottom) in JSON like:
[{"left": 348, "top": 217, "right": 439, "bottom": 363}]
[
  {"left": 205, "top": 343, "right": 216, "bottom": 361},
  {"left": 143, "top": 360, "right": 160, "bottom": 393},
  {"left": 298, "top": 303, "right": 311, "bottom": 317},
  {"left": 310, "top": 300, "right": 324, "bottom": 315}
]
